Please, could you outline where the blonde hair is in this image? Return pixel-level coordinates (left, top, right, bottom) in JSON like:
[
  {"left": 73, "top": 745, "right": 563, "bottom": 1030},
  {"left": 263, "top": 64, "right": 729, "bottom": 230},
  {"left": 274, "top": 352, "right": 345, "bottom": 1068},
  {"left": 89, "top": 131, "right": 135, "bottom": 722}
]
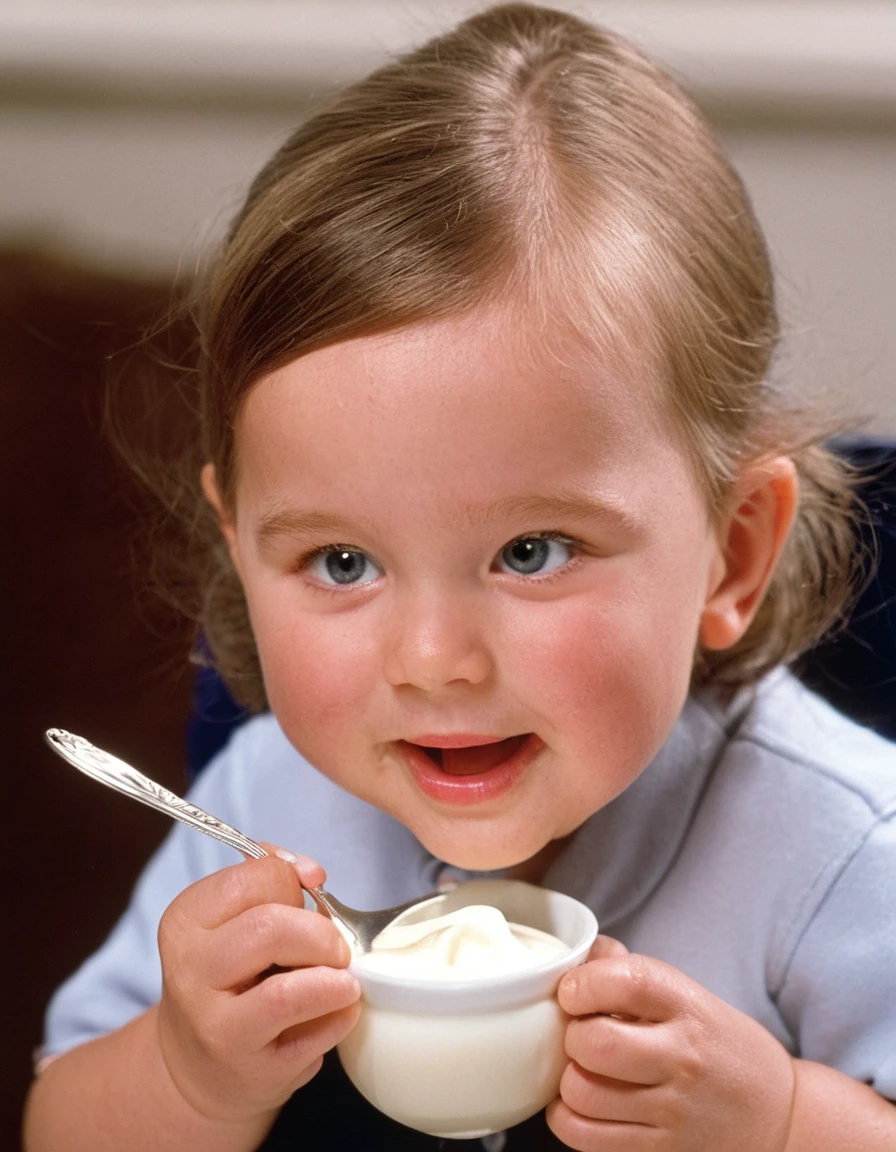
[{"left": 170, "top": 2, "right": 861, "bottom": 709}]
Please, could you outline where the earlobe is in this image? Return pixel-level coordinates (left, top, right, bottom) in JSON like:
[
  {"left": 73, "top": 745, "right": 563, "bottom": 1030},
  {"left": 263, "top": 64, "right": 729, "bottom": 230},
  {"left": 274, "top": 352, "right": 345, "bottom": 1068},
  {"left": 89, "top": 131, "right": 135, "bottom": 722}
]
[{"left": 700, "top": 457, "right": 799, "bottom": 651}]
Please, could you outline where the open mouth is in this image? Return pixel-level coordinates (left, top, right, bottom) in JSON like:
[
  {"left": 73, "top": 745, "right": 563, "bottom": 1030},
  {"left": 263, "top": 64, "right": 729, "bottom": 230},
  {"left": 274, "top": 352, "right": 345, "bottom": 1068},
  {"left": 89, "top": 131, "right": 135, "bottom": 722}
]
[
  {"left": 399, "top": 733, "right": 540, "bottom": 805},
  {"left": 415, "top": 735, "right": 531, "bottom": 776}
]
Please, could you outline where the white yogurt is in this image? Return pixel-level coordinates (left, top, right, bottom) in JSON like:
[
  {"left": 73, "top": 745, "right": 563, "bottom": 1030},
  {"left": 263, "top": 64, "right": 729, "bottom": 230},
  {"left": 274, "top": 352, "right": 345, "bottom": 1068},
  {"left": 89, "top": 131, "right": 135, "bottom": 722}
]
[{"left": 360, "top": 903, "right": 568, "bottom": 980}]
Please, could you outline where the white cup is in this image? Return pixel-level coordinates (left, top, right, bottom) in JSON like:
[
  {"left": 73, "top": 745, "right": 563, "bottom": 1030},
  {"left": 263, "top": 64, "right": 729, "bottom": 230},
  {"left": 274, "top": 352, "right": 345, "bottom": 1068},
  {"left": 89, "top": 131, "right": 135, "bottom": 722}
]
[{"left": 337, "top": 879, "right": 598, "bottom": 1139}]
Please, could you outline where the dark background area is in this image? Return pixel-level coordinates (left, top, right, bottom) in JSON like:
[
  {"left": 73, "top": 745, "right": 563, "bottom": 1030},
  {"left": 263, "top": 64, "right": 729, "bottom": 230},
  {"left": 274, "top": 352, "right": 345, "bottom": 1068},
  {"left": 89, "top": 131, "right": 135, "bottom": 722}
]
[{"left": 2, "top": 249, "right": 196, "bottom": 1147}]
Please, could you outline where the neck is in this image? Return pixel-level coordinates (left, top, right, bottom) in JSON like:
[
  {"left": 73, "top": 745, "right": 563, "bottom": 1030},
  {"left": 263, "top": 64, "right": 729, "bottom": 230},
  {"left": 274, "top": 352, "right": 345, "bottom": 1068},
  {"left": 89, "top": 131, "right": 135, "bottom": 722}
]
[{"left": 507, "top": 836, "right": 572, "bottom": 885}]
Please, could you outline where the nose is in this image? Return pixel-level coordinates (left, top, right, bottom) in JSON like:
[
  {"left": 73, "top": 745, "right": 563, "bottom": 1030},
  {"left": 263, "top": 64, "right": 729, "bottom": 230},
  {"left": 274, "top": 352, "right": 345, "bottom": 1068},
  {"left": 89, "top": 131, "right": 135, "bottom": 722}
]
[{"left": 382, "top": 587, "right": 493, "bottom": 691}]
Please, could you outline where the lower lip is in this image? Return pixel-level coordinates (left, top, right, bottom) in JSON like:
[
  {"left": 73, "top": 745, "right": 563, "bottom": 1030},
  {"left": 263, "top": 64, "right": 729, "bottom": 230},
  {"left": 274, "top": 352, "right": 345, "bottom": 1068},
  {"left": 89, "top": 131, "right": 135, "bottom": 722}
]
[{"left": 399, "top": 735, "right": 543, "bottom": 806}]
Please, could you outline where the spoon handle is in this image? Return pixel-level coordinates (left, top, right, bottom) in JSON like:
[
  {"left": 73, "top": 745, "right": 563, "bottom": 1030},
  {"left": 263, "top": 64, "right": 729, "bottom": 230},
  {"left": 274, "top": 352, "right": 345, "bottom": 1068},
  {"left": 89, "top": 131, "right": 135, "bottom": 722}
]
[{"left": 45, "top": 728, "right": 267, "bottom": 861}]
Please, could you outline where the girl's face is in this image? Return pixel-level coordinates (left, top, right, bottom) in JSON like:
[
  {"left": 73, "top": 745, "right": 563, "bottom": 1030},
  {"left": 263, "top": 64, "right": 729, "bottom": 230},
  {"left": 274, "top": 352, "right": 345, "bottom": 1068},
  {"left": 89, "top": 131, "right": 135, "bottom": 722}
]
[{"left": 215, "top": 312, "right": 728, "bottom": 871}]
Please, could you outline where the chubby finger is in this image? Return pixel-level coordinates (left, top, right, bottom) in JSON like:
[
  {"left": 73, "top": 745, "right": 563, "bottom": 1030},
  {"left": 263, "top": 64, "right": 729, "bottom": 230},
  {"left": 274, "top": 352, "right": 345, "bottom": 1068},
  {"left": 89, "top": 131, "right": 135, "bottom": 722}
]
[
  {"left": 229, "top": 963, "right": 361, "bottom": 1050},
  {"left": 170, "top": 854, "right": 305, "bottom": 931},
  {"left": 565, "top": 1015, "right": 668, "bottom": 1085},
  {"left": 271, "top": 1000, "right": 363, "bottom": 1096},
  {"left": 546, "top": 1097, "right": 654, "bottom": 1152},
  {"left": 559, "top": 1060, "right": 665, "bottom": 1125},
  {"left": 588, "top": 935, "right": 629, "bottom": 961},
  {"left": 558, "top": 953, "right": 694, "bottom": 1022},
  {"left": 203, "top": 903, "right": 352, "bottom": 990},
  {"left": 259, "top": 843, "right": 327, "bottom": 892},
  {"left": 277, "top": 1000, "right": 362, "bottom": 1061}
]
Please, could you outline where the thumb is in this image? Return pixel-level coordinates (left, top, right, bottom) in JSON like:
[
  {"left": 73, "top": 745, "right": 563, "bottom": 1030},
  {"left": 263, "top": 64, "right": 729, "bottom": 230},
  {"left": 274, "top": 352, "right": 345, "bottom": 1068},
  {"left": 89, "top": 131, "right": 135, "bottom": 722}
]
[{"left": 587, "top": 934, "right": 629, "bottom": 960}]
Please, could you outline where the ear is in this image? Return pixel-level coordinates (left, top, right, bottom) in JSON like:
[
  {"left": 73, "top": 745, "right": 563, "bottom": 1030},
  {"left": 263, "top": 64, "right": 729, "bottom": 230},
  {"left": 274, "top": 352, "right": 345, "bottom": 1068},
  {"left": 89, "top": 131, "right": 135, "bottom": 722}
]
[
  {"left": 200, "top": 462, "right": 239, "bottom": 560},
  {"left": 700, "top": 456, "right": 799, "bottom": 651}
]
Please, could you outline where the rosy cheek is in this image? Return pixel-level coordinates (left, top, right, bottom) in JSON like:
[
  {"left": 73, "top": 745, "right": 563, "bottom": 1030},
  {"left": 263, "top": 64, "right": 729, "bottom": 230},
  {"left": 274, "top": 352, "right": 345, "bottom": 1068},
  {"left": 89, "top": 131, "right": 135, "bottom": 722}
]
[
  {"left": 525, "top": 600, "right": 624, "bottom": 679},
  {"left": 263, "top": 620, "right": 373, "bottom": 728},
  {"left": 522, "top": 599, "right": 671, "bottom": 726}
]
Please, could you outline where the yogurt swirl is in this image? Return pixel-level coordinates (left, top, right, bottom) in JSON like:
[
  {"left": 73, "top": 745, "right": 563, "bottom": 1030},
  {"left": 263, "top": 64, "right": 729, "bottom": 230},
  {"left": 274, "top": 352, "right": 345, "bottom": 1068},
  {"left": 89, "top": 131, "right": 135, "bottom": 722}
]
[{"left": 360, "top": 903, "right": 568, "bottom": 980}]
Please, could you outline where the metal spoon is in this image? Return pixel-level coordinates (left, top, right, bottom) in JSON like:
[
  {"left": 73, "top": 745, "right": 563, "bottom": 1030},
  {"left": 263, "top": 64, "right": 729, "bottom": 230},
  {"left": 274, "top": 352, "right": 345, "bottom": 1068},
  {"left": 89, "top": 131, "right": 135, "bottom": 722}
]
[{"left": 44, "top": 728, "right": 446, "bottom": 952}]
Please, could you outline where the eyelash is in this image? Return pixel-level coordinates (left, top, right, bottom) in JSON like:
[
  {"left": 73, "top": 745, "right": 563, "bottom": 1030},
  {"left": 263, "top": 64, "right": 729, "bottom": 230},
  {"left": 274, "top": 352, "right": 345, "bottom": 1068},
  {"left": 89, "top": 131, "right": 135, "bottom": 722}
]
[
  {"left": 296, "top": 543, "right": 380, "bottom": 590},
  {"left": 497, "top": 531, "right": 583, "bottom": 581},
  {"left": 295, "top": 531, "right": 585, "bottom": 589}
]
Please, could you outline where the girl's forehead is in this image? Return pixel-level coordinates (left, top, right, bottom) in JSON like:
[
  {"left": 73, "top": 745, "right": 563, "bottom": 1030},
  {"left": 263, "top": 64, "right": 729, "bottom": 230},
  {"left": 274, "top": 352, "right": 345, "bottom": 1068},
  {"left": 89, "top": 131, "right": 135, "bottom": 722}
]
[
  {"left": 229, "top": 311, "right": 710, "bottom": 564},
  {"left": 251, "top": 307, "right": 663, "bottom": 416},
  {"left": 236, "top": 309, "right": 676, "bottom": 484}
]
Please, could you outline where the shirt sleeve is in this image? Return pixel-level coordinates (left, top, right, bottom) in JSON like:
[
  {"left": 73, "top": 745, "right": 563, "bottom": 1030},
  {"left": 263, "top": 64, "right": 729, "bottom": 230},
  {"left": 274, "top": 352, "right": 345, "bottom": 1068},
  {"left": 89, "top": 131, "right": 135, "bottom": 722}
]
[
  {"left": 776, "top": 809, "right": 896, "bottom": 1101},
  {"left": 42, "top": 760, "right": 241, "bottom": 1056}
]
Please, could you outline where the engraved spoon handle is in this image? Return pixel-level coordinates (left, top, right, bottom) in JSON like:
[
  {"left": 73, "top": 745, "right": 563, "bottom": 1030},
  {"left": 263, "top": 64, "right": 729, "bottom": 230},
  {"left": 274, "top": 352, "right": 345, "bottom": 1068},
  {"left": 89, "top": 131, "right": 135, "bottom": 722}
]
[
  {"left": 45, "top": 728, "right": 268, "bottom": 861},
  {"left": 44, "top": 727, "right": 447, "bottom": 951}
]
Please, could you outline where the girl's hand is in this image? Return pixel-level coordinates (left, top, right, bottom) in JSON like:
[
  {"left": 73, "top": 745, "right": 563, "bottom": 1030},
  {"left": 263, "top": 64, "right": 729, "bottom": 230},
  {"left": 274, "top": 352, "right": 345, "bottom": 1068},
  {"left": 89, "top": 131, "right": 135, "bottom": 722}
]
[
  {"left": 155, "top": 846, "right": 361, "bottom": 1130},
  {"left": 547, "top": 936, "right": 795, "bottom": 1151}
]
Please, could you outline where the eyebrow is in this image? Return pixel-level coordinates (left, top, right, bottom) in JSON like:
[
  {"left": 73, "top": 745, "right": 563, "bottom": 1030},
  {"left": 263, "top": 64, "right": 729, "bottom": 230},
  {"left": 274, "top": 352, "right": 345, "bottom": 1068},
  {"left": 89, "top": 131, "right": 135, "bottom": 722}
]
[
  {"left": 255, "top": 491, "right": 639, "bottom": 549},
  {"left": 255, "top": 507, "right": 376, "bottom": 548},
  {"left": 484, "top": 492, "right": 640, "bottom": 534}
]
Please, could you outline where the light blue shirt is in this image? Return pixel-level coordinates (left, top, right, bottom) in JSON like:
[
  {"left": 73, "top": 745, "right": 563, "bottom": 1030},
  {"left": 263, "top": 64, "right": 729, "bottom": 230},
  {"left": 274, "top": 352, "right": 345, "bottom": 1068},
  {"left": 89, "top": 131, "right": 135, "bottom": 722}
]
[{"left": 44, "top": 670, "right": 896, "bottom": 1100}]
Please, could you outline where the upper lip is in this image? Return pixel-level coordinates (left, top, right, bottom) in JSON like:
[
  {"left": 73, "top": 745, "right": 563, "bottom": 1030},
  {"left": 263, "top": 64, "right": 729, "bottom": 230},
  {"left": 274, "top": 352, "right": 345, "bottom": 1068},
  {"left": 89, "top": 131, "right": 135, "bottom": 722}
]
[{"left": 402, "top": 733, "right": 525, "bottom": 749}]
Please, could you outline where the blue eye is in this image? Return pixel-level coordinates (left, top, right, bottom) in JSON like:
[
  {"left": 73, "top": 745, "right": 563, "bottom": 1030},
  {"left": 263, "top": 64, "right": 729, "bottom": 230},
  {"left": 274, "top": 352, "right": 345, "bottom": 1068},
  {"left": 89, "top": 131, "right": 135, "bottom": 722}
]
[
  {"left": 498, "top": 536, "right": 573, "bottom": 576},
  {"left": 308, "top": 548, "right": 382, "bottom": 587}
]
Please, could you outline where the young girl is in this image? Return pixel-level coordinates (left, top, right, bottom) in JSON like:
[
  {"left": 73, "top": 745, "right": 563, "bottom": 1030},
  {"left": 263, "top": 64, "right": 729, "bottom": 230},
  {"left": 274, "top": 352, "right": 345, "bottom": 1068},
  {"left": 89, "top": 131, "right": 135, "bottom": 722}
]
[{"left": 25, "top": 5, "right": 896, "bottom": 1150}]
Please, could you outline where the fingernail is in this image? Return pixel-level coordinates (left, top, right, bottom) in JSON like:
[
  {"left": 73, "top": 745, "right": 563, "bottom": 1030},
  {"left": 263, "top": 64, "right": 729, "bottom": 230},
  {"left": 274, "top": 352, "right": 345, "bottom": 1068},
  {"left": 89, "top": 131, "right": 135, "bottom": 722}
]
[{"left": 275, "top": 848, "right": 299, "bottom": 863}]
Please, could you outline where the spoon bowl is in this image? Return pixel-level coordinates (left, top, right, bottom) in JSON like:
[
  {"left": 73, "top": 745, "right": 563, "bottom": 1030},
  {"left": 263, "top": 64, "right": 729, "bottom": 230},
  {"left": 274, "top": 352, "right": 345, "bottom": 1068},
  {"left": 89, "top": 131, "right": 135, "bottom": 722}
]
[{"left": 44, "top": 728, "right": 446, "bottom": 951}]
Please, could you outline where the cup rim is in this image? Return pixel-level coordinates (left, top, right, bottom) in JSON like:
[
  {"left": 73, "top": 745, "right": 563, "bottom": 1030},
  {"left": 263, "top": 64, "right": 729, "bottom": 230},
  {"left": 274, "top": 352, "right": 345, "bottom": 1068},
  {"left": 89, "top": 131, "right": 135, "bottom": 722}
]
[{"left": 349, "top": 879, "right": 598, "bottom": 1012}]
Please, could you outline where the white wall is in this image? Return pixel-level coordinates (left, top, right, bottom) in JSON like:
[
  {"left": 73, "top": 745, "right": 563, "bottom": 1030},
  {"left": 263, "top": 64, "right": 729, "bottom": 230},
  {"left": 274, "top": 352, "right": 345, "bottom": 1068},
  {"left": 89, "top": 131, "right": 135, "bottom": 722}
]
[{"left": 2, "top": 0, "right": 894, "bottom": 430}]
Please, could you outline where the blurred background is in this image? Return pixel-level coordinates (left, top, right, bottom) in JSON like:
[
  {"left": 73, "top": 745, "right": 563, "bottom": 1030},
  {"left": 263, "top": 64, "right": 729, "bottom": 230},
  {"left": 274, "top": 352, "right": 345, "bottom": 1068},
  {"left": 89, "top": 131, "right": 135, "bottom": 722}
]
[{"left": 3, "top": 1, "right": 895, "bottom": 1145}]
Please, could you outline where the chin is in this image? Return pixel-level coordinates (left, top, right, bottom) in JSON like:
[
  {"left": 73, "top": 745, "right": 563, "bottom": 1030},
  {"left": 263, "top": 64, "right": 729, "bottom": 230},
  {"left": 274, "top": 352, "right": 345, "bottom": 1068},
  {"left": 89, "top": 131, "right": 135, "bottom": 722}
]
[{"left": 417, "top": 825, "right": 550, "bottom": 874}]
